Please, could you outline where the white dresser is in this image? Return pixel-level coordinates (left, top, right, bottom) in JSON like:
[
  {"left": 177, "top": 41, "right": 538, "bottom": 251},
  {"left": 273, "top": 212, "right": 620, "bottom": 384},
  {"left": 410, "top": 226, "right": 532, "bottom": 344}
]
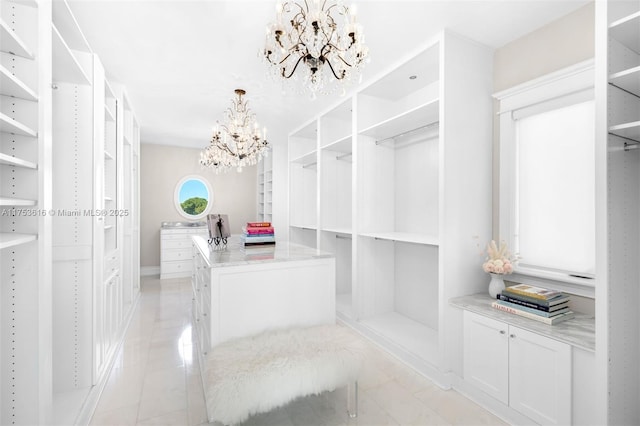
[{"left": 161, "top": 223, "right": 208, "bottom": 279}]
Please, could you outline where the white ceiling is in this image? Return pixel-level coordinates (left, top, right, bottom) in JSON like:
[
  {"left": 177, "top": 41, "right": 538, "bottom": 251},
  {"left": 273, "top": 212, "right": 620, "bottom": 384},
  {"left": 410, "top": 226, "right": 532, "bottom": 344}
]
[{"left": 67, "top": 0, "right": 590, "bottom": 149}]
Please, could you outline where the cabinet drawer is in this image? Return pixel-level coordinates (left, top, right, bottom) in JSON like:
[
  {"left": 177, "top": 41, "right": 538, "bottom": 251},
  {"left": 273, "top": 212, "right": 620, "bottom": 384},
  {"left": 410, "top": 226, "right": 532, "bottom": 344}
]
[
  {"left": 162, "top": 239, "right": 194, "bottom": 249},
  {"left": 161, "top": 260, "right": 193, "bottom": 274},
  {"left": 161, "top": 228, "right": 207, "bottom": 236},
  {"left": 162, "top": 248, "right": 192, "bottom": 262}
]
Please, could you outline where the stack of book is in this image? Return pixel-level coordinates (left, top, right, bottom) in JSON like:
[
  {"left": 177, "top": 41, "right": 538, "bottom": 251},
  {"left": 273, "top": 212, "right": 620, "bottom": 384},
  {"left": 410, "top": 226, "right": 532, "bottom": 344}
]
[
  {"left": 241, "top": 221, "right": 276, "bottom": 246},
  {"left": 492, "top": 283, "right": 574, "bottom": 325}
]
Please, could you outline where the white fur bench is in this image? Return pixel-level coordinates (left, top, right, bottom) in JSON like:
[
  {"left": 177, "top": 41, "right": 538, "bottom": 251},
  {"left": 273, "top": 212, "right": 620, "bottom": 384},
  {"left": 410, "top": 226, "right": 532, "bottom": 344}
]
[{"left": 201, "top": 325, "right": 363, "bottom": 425}]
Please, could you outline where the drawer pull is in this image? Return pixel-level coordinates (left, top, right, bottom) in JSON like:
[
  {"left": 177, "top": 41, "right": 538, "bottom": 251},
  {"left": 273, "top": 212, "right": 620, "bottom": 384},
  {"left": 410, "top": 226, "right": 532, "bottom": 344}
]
[
  {"left": 499, "top": 330, "right": 506, "bottom": 335},
  {"left": 510, "top": 334, "right": 516, "bottom": 338}
]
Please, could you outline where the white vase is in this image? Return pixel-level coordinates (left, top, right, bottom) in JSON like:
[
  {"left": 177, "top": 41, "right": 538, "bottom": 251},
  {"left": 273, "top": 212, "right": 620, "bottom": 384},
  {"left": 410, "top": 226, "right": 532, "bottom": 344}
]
[{"left": 488, "top": 273, "right": 505, "bottom": 298}]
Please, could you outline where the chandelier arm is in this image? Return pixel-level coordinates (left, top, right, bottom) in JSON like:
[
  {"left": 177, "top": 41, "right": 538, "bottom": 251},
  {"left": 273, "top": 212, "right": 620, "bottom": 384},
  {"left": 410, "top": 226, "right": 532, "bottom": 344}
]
[
  {"left": 282, "top": 54, "right": 307, "bottom": 79},
  {"left": 325, "top": 57, "right": 346, "bottom": 80},
  {"left": 277, "top": 51, "right": 294, "bottom": 66}
]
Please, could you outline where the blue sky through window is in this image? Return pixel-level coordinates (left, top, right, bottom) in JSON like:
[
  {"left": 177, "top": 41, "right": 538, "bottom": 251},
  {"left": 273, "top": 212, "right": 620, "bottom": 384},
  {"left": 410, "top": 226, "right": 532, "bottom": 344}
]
[{"left": 179, "top": 179, "right": 208, "bottom": 202}]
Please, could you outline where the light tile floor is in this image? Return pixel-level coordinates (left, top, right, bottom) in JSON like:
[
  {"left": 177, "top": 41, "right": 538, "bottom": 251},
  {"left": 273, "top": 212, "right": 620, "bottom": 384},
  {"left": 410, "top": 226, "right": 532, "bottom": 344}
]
[{"left": 89, "top": 277, "right": 508, "bottom": 426}]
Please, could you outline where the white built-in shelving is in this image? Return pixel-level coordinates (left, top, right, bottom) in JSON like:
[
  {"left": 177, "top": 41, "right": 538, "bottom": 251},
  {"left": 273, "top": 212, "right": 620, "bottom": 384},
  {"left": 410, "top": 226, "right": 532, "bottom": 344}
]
[
  {"left": 596, "top": 1, "right": 640, "bottom": 424},
  {"left": 120, "top": 90, "right": 140, "bottom": 314},
  {"left": 0, "top": 1, "right": 141, "bottom": 424},
  {"left": 0, "top": 1, "right": 49, "bottom": 425},
  {"left": 289, "top": 119, "right": 319, "bottom": 247},
  {"left": 50, "top": 0, "right": 99, "bottom": 422},
  {"left": 256, "top": 151, "right": 273, "bottom": 223},
  {"left": 287, "top": 31, "right": 493, "bottom": 383}
]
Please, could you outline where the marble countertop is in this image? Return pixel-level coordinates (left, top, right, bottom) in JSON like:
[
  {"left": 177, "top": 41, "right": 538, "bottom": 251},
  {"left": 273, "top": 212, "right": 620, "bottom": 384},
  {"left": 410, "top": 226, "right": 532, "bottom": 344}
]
[
  {"left": 450, "top": 293, "right": 595, "bottom": 352},
  {"left": 161, "top": 221, "right": 207, "bottom": 228},
  {"left": 192, "top": 235, "right": 334, "bottom": 268}
]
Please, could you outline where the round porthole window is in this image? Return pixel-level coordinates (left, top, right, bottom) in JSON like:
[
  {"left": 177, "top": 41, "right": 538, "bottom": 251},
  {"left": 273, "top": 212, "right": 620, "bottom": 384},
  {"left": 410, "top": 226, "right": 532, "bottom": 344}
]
[{"left": 174, "top": 175, "right": 213, "bottom": 220}]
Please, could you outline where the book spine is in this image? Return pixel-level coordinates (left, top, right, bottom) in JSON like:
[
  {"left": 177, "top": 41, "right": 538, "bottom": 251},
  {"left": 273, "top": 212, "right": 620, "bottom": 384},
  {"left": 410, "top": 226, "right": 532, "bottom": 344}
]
[
  {"left": 502, "top": 287, "right": 551, "bottom": 301},
  {"left": 244, "top": 227, "right": 275, "bottom": 235},
  {"left": 494, "top": 300, "right": 568, "bottom": 318},
  {"left": 244, "top": 241, "right": 276, "bottom": 246},
  {"left": 241, "top": 235, "right": 275, "bottom": 243},
  {"left": 491, "top": 301, "right": 554, "bottom": 325},
  {"left": 498, "top": 294, "right": 552, "bottom": 312},
  {"left": 247, "top": 222, "right": 271, "bottom": 227}
]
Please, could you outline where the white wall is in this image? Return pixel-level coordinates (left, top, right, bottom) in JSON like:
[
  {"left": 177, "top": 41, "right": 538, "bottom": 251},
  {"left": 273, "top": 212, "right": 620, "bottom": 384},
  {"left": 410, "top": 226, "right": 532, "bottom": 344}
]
[
  {"left": 140, "top": 143, "right": 257, "bottom": 268},
  {"left": 493, "top": 2, "right": 594, "bottom": 92}
]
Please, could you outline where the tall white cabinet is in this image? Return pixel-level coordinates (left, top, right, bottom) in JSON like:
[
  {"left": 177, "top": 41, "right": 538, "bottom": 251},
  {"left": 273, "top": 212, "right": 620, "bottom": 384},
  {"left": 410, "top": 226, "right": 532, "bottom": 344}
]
[
  {"left": 1, "top": 1, "right": 52, "bottom": 424},
  {"left": 256, "top": 153, "right": 273, "bottom": 223},
  {"left": 0, "top": 1, "right": 141, "bottom": 424},
  {"left": 287, "top": 31, "right": 493, "bottom": 383},
  {"left": 596, "top": 0, "right": 640, "bottom": 424}
]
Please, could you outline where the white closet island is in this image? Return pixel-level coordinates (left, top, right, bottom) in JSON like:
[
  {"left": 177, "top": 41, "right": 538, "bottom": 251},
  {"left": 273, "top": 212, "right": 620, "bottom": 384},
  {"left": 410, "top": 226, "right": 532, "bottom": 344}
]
[{"left": 191, "top": 236, "right": 336, "bottom": 356}]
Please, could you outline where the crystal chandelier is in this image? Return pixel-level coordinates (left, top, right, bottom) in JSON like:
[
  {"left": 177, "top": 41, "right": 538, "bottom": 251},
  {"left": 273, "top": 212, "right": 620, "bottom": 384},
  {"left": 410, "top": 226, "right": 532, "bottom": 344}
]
[
  {"left": 200, "top": 89, "right": 269, "bottom": 173},
  {"left": 262, "top": 0, "right": 369, "bottom": 95}
]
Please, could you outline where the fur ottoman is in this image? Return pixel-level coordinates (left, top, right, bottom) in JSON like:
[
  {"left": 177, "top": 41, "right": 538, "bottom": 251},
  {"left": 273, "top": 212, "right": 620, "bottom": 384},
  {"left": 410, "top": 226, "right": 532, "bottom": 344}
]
[{"left": 202, "top": 324, "right": 364, "bottom": 425}]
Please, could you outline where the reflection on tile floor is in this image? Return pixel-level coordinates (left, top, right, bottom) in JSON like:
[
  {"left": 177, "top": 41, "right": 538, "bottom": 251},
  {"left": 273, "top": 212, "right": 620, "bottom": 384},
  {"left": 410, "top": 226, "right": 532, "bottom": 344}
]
[{"left": 89, "top": 277, "right": 507, "bottom": 426}]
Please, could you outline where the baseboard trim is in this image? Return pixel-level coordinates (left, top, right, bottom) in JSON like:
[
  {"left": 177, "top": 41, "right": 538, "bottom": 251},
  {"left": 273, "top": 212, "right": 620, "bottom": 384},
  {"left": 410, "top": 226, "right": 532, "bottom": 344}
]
[{"left": 141, "top": 266, "right": 160, "bottom": 276}]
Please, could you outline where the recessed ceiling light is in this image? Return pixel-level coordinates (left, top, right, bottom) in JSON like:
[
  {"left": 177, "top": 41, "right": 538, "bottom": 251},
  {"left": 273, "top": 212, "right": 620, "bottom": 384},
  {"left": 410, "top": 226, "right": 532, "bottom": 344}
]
[{"left": 409, "top": 75, "right": 417, "bottom": 80}]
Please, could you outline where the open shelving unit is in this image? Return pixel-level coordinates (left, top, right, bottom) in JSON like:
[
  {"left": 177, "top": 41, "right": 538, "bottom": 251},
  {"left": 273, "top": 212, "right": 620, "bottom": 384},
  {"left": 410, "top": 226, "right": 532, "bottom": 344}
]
[
  {"left": 1, "top": 1, "right": 141, "bottom": 423},
  {"left": 50, "top": 1, "right": 97, "bottom": 422},
  {"left": 0, "top": 1, "right": 49, "bottom": 424},
  {"left": 354, "top": 42, "right": 442, "bottom": 370},
  {"left": 598, "top": 1, "right": 640, "bottom": 424},
  {"left": 287, "top": 31, "right": 493, "bottom": 383},
  {"left": 256, "top": 153, "right": 273, "bottom": 223},
  {"left": 289, "top": 119, "right": 318, "bottom": 247}
]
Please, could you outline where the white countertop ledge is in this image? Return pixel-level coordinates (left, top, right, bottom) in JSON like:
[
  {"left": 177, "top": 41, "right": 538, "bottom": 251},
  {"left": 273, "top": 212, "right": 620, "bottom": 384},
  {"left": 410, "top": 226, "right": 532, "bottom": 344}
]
[
  {"left": 192, "top": 235, "right": 334, "bottom": 268},
  {"left": 450, "top": 293, "right": 595, "bottom": 352}
]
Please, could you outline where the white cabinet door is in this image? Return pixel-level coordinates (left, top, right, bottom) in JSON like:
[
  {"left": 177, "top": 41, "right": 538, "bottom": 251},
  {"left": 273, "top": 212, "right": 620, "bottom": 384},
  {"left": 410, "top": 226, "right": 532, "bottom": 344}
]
[
  {"left": 509, "top": 325, "right": 571, "bottom": 426},
  {"left": 464, "top": 311, "right": 572, "bottom": 425},
  {"left": 463, "top": 311, "right": 509, "bottom": 404}
]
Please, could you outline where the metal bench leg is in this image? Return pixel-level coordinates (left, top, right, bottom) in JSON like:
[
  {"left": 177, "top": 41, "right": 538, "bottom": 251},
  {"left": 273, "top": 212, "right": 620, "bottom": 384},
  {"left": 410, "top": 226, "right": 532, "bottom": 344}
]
[{"left": 348, "top": 381, "right": 358, "bottom": 418}]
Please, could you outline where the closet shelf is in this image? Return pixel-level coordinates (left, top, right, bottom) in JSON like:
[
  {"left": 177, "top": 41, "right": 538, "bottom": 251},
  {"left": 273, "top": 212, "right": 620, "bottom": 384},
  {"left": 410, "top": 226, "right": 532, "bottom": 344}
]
[
  {"left": 321, "top": 227, "right": 352, "bottom": 236},
  {"left": 609, "top": 11, "right": 640, "bottom": 53},
  {"left": 105, "top": 104, "right": 116, "bottom": 122},
  {"left": 52, "top": 0, "right": 92, "bottom": 52},
  {"left": 0, "top": 18, "right": 35, "bottom": 59},
  {"left": 610, "top": 121, "right": 640, "bottom": 143},
  {"left": 0, "top": 232, "right": 37, "bottom": 250},
  {"left": 290, "top": 223, "right": 317, "bottom": 231},
  {"left": 359, "top": 312, "right": 439, "bottom": 363},
  {"left": 290, "top": 151, "right": 317, "bottom": 166},
  {"left": 0, "top": 64, "right": 38, "bottom": 101},
  {"left": 0, "top": 112, "right": 37, "bottom": 137},
  {"left": 0, "top": 197, "right": 37, "bottom": 207},
  {"left": 0, "top": 153, "right": 37, "bottom": 169},
  {"left": 321, "top": 134, "right": 352, "bottom": 152},
  {"left": 104, "top": 150, "right": 115, "bottom": 160},
  {"left": 359, "top": 99, "right": 440, "bottom": 141},
  {"left": 609, "top": 66, "right": 640, "bottom": 97},
  {"left": 359, "top": 231, "right": 439, "bottom": 246},
  {"left": 52, "top": 24, "right": 91, "bottom": 85}
]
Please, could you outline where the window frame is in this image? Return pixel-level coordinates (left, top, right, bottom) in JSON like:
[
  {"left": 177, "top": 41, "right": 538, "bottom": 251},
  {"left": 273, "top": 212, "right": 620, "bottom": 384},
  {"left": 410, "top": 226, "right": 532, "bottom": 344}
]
[{"left": 494, "top": 59, "right": 596, "bottom": 297}]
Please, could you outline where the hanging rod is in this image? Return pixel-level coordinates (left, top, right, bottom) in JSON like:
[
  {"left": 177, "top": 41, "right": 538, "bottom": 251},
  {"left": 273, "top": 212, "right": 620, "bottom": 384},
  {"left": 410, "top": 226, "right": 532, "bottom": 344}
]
[
  {"left": 625, "top": 142, "right": 639, "bottom": 151},
  {"left": 335, "top": 234, "right": 352, "bottom": 240},
  {"left": 375, "top": 120, "right": 439, "bottom": 145},
  {"left": 336, "top": 152, "right": 352, "bottom": 160},
  {"left": 302, "top": 161, "right": 318, "bottom": 168}
]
